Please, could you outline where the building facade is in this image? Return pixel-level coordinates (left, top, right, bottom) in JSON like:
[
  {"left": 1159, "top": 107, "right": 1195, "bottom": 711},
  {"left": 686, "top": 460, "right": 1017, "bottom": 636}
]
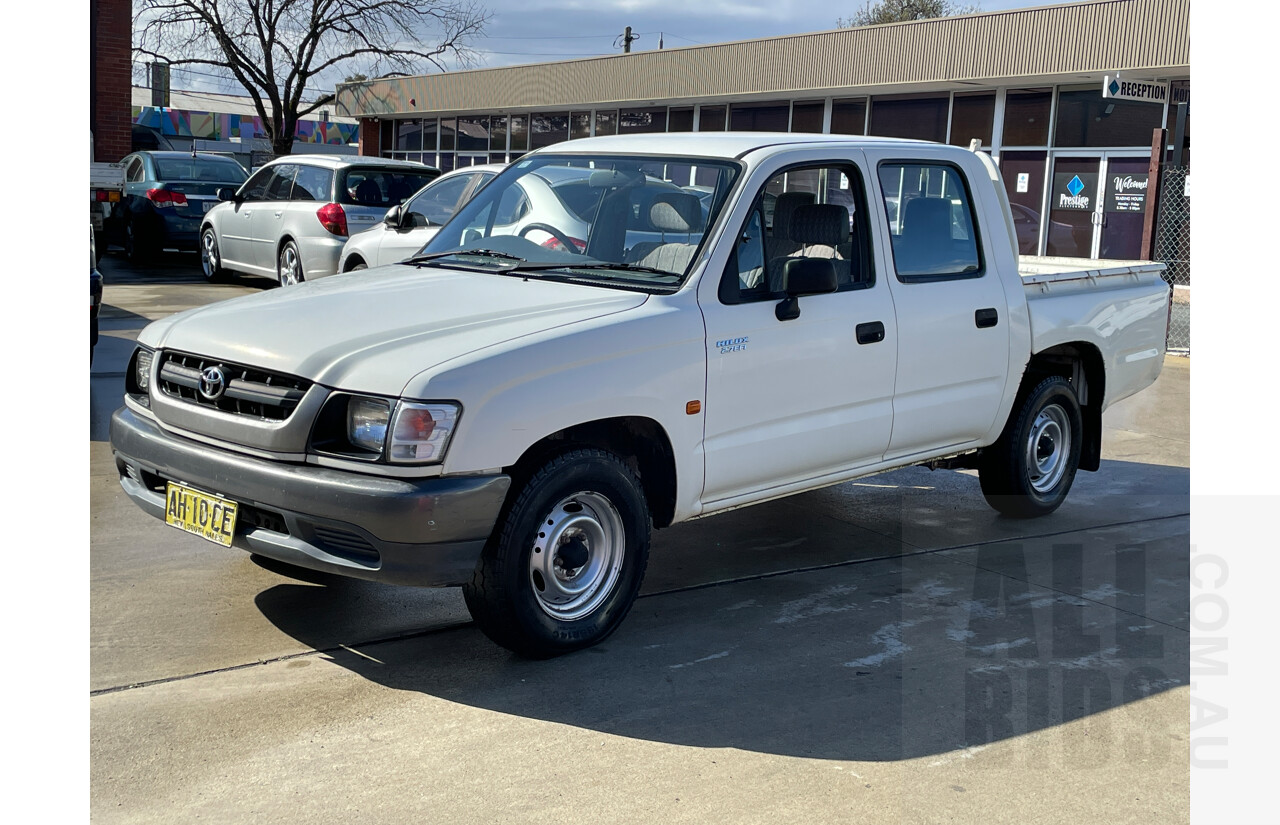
[{"left": 336, "top": 0, "right": 1189, "bottom": 262}]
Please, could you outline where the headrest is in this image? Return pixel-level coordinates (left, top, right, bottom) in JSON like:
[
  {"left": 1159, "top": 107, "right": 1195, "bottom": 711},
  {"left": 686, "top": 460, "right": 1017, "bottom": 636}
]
[
  {"left": 772, "top": 192, "right": 815, "bottom": 241},
  {"left": 648, "top": 192, "right": 703, "bottom": 233},
  {"left": 902, "top": 197, "right": 953, "bottom": 240},
  {"left": 355, "top": 179, "right": 382, "bottom": 205},
  {"left": 791, "top": 204, "right": 849, "bottom": 247}
]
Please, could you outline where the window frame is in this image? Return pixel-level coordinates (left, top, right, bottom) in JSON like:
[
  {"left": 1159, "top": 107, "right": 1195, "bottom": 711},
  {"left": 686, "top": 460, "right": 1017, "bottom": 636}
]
[
  {"left": 719, "top": 159, "right": 876, "bottom": 306},
  {"left": 874, "top": 159, "right": 986, "bottom": 284}
]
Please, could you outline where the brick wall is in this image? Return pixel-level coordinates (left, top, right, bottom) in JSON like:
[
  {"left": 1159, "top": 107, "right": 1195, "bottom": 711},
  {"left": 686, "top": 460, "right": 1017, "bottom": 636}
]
[
  {"left": 91, "top": 0, "right": 133, "bottom": 162},
  {"left": 359, "top": 119, "right": 380, "bottom": 156}
]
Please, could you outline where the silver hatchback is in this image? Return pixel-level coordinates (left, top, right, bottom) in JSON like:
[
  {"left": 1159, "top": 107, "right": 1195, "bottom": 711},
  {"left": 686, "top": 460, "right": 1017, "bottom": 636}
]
[{"left": 199, "top": 156, "right": 440, "bottom": 285}]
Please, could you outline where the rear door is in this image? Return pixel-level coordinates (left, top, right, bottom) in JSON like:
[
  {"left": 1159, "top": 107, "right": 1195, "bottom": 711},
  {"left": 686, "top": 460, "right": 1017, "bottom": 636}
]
[
  {"left": 862, "top": 150, "right": 1012, "bottom": 460},
  {"left": 698, "top": 152, "right": 898, "bottom": 504}
]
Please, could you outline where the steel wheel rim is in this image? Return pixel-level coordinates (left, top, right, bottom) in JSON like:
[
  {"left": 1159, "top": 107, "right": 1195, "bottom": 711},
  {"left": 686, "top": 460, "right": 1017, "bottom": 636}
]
[
  {"left": 279, "top": 246, "right": 301, "bottom": 285},
  {"left": 1026, "top": 404, "right": 1070, "bottom": 494},
  {"left": 527, "top": 491, "right": 625, "bottom": 621},
  {"left": 201, "top": 232, "right": 217, "bottom": 278}
]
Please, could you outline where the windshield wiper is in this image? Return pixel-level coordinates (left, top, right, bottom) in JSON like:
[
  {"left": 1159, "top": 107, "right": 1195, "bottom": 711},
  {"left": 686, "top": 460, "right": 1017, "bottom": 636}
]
[
  {"left": 554, "top": 262, "right": 680, "bottom": 278},
  {"left": 404, "top": 249, "right": 527, "bottom": 265}
]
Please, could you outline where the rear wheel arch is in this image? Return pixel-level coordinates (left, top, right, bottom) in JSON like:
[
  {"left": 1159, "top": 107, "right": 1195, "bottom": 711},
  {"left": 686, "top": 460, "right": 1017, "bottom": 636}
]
[{"left": 1018, "top": 342, "right": 1105, "bottom": 472}]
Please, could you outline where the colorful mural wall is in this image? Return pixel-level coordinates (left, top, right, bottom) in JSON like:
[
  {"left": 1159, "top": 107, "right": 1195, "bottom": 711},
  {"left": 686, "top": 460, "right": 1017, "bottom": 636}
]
[{"left": 132, "top": 105, "right": 359, "bottom": 145}]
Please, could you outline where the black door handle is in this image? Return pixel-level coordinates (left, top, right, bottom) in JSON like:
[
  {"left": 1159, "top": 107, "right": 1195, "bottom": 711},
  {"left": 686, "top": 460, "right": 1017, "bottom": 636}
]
[
  {"left": 856, "top": 321, "right": 885, "bottom": 345},
  {"left": 975, "top": 308, "right": 999, "bottom": 328}
]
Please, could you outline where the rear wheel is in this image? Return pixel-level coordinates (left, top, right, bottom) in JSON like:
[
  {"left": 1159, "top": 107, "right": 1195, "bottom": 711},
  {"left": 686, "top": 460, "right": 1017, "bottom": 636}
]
[
  {"left": 278, "top": 240, "right": 304, "bottom": 286},
  {"left": 463, "top": 448, "right": 651, "bottom": 658},
  {"left": 200, "top": 227, "right": 225, "bottom": 282},
  {"left": 979, "top": 375, "right": 1083, "bottom": 518},
  {"left": 125, "top": 221, "right": 152, "bottom": 264}
]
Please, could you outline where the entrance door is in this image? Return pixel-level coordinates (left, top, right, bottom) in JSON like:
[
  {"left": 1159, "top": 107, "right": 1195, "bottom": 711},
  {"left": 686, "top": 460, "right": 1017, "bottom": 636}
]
[{"left": 1047, "top": 154, "right": 1151, "bottom": 259}]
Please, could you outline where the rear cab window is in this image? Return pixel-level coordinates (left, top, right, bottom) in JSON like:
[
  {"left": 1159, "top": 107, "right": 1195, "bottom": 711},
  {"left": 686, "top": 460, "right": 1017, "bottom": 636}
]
[{"left": 338, "top": 167, "right": 441, "bottom": 207}]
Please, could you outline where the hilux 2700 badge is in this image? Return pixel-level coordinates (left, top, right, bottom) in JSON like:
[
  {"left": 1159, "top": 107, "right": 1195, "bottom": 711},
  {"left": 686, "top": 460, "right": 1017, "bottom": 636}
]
[{"left": 716, "top": 337, "right": 748, "bottom": 354}]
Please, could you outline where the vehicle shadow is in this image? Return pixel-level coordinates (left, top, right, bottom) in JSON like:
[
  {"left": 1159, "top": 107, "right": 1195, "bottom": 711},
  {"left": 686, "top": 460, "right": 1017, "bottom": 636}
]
[{"left": 255, "top": 459, "right": 1189, "bottom": 762}]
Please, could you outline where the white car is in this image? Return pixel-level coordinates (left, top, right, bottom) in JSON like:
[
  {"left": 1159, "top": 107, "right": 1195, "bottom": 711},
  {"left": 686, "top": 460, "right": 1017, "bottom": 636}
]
[
  {"left": 337, "top": 164, "right": 506, "bottom": 273},
  {"left": 199, "top": 155, "right": 440, "bottom": 285}
]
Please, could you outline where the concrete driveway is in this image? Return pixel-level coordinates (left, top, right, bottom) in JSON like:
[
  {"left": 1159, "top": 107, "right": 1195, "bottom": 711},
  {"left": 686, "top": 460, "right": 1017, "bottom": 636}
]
[{"left": 90, "top": 252, "right": 1190, "bottom": 824}]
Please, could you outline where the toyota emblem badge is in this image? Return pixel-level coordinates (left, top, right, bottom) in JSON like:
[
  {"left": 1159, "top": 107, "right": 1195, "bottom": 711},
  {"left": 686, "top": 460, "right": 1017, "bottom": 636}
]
[{"left": 199, "top": 366, "right": 227, "bottom": 401}]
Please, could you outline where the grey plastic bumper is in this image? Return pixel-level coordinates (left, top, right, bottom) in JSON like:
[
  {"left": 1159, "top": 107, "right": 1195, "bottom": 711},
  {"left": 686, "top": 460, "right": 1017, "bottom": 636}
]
[{"left": 110, "top": 405, "right": 510, "bottom": 586}]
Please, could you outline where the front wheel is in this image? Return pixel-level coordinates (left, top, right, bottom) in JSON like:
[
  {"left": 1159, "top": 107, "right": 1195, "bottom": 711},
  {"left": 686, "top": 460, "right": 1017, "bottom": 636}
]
[
  {"left": 278, "top": 240, "right": 304, "bottom": 286},
  {"left": 979, "top": 375, "right": 1083, "bottom": 518},
  {"left": 463, "top": 448, "right": 651, "bottom": 658}
]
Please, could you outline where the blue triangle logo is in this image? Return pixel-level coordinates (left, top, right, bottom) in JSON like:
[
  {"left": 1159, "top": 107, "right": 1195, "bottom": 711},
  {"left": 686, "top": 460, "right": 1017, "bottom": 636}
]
[{"left": 1067, "top": 175, "right": 1085, "bottom": 197}]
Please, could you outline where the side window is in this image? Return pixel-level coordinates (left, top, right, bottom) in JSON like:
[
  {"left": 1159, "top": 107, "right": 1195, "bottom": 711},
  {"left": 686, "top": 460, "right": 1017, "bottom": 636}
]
[
  {"left": 125, "top": 158, "right": 146, "bottom": 182},
  {"left": 720, "top": 162, "right": 872, "bottom": 304},
  {"left": 240, "top": 167, "right": 274, "bottom": 202},
  {"left": 290, "top": 166, "right": 333, "bottom": 202},
  {"left": 264, "top": 164, "right": 299, "bottom": 201},
  {"left": 877, "top": 162, "right": 982, "bottom": 282},
  {"left": 407, "top": 174, "right": 474, "bottom": 226}
]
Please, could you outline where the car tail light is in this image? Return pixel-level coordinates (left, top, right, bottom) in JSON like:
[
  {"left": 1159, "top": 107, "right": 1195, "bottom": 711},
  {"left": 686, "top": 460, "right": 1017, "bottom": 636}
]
[
  {"left": 540, "top": 236, "right": 587, "bottom": 253},
  {"left": 94, "top": 190, "right": 121, "bottom": 203},
  {"left": 317, "top": 202, "right": 348, "bottom": 236},
  {"left": 146, "top": 188, "right": 188, "bottom": 208}
]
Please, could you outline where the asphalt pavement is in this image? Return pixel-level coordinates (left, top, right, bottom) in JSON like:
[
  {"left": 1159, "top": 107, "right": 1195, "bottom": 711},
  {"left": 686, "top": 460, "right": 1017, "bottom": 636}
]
[{"left": 90, "top": 251, "right": 1191, "bottom": 824}]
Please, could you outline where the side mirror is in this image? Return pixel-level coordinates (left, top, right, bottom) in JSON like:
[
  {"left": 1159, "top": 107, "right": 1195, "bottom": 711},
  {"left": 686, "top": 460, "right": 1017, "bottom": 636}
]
[
  {"left": 384, "top": 204, "right": 403, "bottom": 227},
  {"left": 217, "top": 187, "right": 237, "bottom": 202},
  {"left": 776, "top": 258, "right": 838, "bottom": 321}
]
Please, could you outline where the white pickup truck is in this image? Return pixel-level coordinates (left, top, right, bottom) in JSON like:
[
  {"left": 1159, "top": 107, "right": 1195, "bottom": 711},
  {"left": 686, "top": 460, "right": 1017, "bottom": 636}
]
[{"left": 110, "top": 133, "right": 1171, "bottom": 657}]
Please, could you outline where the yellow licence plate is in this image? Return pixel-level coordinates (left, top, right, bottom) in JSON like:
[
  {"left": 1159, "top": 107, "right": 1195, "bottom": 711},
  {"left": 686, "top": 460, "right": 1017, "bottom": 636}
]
[{"left": 164, "top": 482, "right": 238, "bottom": 547}]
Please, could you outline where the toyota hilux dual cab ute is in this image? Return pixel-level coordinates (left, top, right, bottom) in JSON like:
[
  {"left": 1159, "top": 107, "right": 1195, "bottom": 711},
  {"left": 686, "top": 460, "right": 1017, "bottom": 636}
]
[{"left": 110, "top": 133, "right": 1171, "bottom": 657}]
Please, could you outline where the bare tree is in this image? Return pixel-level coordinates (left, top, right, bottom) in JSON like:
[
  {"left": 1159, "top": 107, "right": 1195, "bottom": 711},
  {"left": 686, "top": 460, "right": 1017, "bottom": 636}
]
[
  {"left": 838, "top": 0, "right": 981, "bottom": 27},
  {"left": 135, "top": 0, "right": 490, "bottom": 155}
]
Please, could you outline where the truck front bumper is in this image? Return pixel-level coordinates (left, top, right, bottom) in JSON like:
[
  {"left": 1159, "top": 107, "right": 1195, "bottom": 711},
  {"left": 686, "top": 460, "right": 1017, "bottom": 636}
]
[{"left": 110, "top": 406, "right": 510, "bottom": 586}]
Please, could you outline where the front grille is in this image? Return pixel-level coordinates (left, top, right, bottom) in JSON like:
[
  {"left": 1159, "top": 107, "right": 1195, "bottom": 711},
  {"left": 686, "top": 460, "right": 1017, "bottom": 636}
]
[{"left": 157, "top": 351, "right": 310, "bottom": 422}]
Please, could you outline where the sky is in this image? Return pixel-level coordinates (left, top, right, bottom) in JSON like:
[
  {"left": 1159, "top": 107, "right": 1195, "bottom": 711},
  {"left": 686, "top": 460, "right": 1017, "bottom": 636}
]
[
  {"left": 466, "top": 0, "right": 1057, "bottom": 71},
  {"left": 151, "top": 0, "right": 1064, "bottom": 97}
]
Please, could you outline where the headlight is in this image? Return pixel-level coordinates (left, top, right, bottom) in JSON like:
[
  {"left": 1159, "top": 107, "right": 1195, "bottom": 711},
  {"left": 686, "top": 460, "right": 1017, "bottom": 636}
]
[
  {"left": 347, "top": 397, "right": 391, "bottom": 453},
  {"left": 127, "top": 346, "right": 154, "bottom": 396},
  {"left": 388, "top": 402, "right": 459, "bottom": 463}
]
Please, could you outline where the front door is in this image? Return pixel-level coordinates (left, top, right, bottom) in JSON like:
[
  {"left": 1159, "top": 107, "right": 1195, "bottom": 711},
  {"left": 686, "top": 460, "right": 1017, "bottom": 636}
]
[{"left": 699, "top": 155, "right": 898, "bottom": 504}]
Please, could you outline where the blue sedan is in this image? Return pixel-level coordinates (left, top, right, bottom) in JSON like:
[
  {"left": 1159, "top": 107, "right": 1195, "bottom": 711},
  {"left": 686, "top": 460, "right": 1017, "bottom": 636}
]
[{"left": 108, "top": 151, "right": 249, "bottom": 262}]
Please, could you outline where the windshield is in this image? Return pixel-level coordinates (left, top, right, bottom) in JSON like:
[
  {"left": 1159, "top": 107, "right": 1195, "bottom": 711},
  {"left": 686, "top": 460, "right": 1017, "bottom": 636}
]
[{"left": 414, "top": 153, "right": 742, "bottom": 291}]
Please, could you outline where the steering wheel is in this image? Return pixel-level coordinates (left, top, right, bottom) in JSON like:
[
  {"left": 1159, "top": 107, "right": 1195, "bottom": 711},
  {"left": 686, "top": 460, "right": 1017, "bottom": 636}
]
[{"left": 518, "top": 222, "right": 583, "bottom": 254}]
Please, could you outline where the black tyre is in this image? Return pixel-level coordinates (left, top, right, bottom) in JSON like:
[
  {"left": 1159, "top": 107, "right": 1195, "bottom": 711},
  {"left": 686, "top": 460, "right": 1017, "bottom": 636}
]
[
  {"left": 463, "top": 448, "right": 651, "bottom": 658},
  {"left": 200, "top": 227, "right": 226, "bottom": 282},
  {"left": 979, "top": 375, "right": 1083, "bottom": 518},
  {"left": 278, "top": 240, "right": 304, "bottom": 286},
  {"left": 124, "top": 221, "right": 151, "bottom": 264},
  {"left": 350, "top": 262, "right": 367, "bottom": 272}
]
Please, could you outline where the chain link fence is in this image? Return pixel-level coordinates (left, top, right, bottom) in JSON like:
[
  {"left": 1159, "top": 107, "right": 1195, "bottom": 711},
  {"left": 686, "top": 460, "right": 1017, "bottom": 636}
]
[{"left": 1154, "top": 165, "right": 1190, "bottom": 354}]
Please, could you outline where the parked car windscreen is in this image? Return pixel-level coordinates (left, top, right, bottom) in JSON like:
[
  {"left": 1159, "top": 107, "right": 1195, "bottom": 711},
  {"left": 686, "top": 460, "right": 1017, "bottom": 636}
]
[
  {"left": 416, "top": 153, "right": 742, "bottom": 290},
  {"left": 338, "top": 168, "right": 441, "bottom": 207},
  {"left": 153, "top": 156, "right": 248, "bottom": 182}
]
